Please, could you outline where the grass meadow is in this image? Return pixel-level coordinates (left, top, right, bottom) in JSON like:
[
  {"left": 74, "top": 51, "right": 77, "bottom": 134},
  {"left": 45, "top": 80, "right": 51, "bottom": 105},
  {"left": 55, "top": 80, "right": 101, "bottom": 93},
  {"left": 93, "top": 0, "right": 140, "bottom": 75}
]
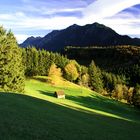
[{"left": 0, "top": 76, "right": 140, "bottom": 139}]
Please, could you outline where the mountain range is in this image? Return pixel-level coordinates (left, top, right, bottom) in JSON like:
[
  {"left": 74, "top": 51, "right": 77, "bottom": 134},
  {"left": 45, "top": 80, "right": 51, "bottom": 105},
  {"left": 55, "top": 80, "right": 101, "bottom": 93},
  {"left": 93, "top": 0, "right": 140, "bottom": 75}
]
[{"left": 20, "top": 22, "right": 140, "bottom": 52}]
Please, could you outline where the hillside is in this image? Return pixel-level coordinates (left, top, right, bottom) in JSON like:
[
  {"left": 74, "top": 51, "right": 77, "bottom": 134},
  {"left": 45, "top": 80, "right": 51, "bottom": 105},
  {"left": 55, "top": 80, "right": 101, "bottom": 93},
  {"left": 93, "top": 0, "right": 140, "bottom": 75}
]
[
  {"left": 65, "top": 46, "right": 140, "bottom": 86},
  {"left": 0, "top": 76, "right": 140, "bottom": 139},
  {"left": 20, "top": 22, "right": 140, "bottom": 52},
  {"left": 65, "top": 46, "right": 140, "bottom": 68}
]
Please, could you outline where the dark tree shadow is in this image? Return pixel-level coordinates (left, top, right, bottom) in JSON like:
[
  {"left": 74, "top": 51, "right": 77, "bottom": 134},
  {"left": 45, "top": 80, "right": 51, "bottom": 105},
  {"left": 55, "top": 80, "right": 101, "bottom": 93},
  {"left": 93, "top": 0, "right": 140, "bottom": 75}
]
[
  {"left": 37, "top": 90, "right": 140, "bottom": 122},
  {"left": 38, "top": 90, "right": 55, "bottom": 97},
  {"left": 32, "top": 77, "right": 48, "bottom": 82},
  {"left": 65, "top": 94, "right": 140, "bottom": 122},
  {"left": 0, "top": 92, "right": 140, "bottom": 140}
]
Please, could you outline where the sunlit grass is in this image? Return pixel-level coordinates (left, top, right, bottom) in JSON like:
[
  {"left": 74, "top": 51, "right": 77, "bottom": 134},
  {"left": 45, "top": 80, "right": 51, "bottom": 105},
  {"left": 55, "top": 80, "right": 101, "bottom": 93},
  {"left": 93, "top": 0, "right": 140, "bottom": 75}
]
[
  {"left": 0, "top": 76, "right": 140, "bottom": 139},
  {"left": 25, "top": 76, "right": 140, "bottom": 122}
]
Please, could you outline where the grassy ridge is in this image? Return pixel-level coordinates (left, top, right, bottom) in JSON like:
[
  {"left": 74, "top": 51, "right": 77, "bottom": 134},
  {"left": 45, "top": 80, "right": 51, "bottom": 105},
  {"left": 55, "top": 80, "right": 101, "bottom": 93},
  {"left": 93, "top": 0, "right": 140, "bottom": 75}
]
[{"left": 0, "top": 76, "right": 140, "bottom": 139}]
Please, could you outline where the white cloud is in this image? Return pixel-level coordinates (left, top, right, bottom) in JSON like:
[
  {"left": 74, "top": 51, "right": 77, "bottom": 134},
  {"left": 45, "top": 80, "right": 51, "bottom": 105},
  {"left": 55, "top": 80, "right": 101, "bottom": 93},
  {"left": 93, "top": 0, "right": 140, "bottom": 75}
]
[
  {"left": 83, "top": 0, "right": 140, "bottom": 19},
  {"left": 1, "top": 0, "right": 140, "bottom": 43},
  {"left": 15, "top": 34, "right": 29, "bottom": 43},
  {"left": 82, "top": 0, "right": 140, "bottom": 37},
  {"left": 15, "top": 34, "right": 45, "bottom": 44},
  {"left": 41, "top": 8, "right": 83, "bottom": 15},
  {"left": 0, "top": 14, "right": 14, "bottom": 20}
]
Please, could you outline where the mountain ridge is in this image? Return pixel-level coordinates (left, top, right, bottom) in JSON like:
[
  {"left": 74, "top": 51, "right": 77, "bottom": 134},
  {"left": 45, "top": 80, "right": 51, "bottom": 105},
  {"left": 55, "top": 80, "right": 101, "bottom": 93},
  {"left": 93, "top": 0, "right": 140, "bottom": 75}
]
[{"left": 20, "top": 22, "right": 140, "bottom": 52}]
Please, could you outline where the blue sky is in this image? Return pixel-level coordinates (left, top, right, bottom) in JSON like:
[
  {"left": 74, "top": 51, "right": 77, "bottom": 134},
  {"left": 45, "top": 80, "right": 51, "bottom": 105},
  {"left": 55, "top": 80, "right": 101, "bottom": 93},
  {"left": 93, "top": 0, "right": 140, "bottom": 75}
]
[{"left": 0, "top": 0, "right": 140, "bottom": 43}]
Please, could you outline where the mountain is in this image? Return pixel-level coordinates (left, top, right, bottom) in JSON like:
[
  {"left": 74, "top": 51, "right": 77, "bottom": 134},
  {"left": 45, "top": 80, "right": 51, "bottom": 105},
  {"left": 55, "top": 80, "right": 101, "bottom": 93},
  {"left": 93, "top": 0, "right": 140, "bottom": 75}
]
[
  {"left": 21, "top": 36, "right": 42, "bottom": 47},
  {"left": 20, "top": 22, "right": 140, "bottom": 52}
]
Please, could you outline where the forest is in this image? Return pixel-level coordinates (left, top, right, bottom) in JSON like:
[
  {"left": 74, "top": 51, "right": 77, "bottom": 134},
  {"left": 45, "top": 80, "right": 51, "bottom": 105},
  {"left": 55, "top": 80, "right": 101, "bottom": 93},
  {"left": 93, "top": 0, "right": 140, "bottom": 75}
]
[
  {"left": 0, "top": 26, "right": 140, "bottom": 107},
  {"left": 22, "top": 46, "right": 140, "bottom": 106}
]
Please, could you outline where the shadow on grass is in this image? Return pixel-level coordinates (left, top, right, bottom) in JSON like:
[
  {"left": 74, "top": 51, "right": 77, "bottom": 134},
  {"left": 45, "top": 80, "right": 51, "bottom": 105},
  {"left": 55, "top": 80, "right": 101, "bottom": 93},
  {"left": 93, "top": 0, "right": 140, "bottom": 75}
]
[
  {"left": 66, "top": 94, "right": 140, "bottom": 122},
  {"left": 0, "top": 92, "right": 140, "bottom": 140},
  {"left": 37, "top": 90, "right": 55, "bottom": 97},
  {"left": 32, "top": 77, "right": 48, "bottom": 83},
  {"left": 38, "top": 90, "right": 140, "bottom": 122}
]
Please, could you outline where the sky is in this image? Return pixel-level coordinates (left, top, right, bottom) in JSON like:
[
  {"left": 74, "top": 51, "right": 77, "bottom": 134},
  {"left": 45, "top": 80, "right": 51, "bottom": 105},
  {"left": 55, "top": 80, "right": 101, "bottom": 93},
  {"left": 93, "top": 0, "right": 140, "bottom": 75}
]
[{"left": 0, "top": 0, "right": 140, "bottom": 43}]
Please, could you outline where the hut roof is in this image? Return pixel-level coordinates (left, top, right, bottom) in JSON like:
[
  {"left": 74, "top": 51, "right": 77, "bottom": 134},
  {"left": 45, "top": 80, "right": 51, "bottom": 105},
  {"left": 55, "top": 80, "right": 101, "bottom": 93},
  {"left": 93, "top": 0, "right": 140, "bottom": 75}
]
[{"left": 55, "top": 90, "right": 65, "bottom": 96}]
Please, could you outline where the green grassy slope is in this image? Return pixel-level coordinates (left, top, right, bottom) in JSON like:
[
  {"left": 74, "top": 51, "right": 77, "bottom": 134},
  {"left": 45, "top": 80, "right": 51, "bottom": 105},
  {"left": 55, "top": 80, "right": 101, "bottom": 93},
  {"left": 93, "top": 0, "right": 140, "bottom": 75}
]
[{"left": 0, "top": 77, "right": 140, "bottom": 140}]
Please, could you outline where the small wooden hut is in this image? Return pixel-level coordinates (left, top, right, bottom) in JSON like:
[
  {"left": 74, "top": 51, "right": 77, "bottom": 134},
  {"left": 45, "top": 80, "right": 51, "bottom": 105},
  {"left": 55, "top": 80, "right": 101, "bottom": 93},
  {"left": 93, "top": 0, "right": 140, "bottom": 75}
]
[{"left": 54, "top": 91, "right": 65, "bottom": 99}]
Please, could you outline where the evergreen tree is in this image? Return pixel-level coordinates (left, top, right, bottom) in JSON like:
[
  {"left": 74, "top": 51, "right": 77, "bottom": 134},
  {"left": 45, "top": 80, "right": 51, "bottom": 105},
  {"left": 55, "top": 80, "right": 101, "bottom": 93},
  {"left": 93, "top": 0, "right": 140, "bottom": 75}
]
[
  {"left": 0, "top": 27, "right": 25, "bottom": 92},
  {"left": 133, "top": 84, "right": 140, "bottom": 106},
  {"left": 31, "top": 47, "right": 39, "bottom": 75},
  {"left": 81, "top": 73, "right": 89, "bottom": 87},
  {"left": 24, "top": 47, "right": 33, "bottom": 76},
  {"left": 88, "top": 60, "right": 103, "bottom": 93},
  {"left": 38, "top": 50, "right": 46, "bottom": 75}
]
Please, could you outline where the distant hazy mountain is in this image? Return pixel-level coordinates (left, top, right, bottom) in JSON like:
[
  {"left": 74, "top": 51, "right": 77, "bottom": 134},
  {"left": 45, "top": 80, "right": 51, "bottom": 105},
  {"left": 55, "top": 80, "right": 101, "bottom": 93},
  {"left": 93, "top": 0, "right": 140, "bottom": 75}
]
[{"left": 20, "top": 22, "right": 140, "bottom": 52}]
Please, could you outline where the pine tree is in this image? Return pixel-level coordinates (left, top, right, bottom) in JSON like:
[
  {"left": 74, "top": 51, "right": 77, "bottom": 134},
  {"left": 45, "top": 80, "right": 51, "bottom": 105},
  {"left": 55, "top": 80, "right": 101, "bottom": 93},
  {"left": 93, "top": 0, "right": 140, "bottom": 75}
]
[
  {"left": 0, "top": 27, "right": 25, "bottom": 92},
  {"left": 31, "top": 47, "right": 39, "bottom": 75},
  {"left": 133, "top": 84, "right": 140, "bottom": 106},
  {"left": 88, "top": 60, "right": 103, "bottom": 93}
]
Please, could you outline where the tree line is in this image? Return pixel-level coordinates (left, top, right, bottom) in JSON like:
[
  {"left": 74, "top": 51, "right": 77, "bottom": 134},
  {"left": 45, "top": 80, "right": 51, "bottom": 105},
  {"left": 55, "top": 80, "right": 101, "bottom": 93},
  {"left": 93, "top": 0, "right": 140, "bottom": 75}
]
[
  {"left": 0, "top": 26, "right": 140, "bottom": 107},
  {"left": 22, "top": 47, "right": 140, "bottom": 106}
]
